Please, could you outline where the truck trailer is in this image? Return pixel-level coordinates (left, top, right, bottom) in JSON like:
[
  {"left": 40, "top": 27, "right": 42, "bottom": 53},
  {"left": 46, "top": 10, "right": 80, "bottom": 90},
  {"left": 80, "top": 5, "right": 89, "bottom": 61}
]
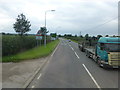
[{"left": 78, "top": 37, "right": 120, "bottom": 68}]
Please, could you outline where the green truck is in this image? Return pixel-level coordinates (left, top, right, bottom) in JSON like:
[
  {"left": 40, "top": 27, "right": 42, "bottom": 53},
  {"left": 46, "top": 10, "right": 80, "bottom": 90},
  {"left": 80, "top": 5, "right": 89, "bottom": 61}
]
[{"left": 78, "top": 36, "right": 120, "bottom": 68}]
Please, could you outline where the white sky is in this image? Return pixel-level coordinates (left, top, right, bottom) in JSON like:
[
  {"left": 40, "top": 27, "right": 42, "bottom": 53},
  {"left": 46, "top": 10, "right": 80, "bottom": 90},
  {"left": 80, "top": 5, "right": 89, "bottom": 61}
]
[{"left": 0, "top": 0, "right": 119, "bottom": 36}]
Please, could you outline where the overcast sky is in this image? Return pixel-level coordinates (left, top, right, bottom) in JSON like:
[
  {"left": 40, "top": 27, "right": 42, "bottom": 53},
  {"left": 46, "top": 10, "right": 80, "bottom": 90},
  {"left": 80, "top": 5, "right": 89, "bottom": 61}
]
[{"left": 0, "top": 0, "right": 119, "bottom": 36}]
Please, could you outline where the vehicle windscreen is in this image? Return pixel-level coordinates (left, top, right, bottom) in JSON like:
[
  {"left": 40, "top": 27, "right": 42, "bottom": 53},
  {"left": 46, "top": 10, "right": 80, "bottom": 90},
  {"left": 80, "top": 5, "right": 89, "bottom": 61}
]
[{"left": 105, "top": 43, "right": 120, "bottom": 52}]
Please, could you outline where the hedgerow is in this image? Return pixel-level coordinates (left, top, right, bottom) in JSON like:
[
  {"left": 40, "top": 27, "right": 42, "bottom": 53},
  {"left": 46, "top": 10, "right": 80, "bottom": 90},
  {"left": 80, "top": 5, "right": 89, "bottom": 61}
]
[
  {"left": 2, "top": 35, "right": 37, "bottom": 56},
  {"left": 2, "top": 35, "right": 52, "bottom": 56}
]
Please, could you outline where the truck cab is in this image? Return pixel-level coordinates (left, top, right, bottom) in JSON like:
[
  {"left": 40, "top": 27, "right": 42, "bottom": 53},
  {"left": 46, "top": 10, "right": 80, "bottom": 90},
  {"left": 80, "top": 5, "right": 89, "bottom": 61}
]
[{"left": 96, "top": 37, "right": 120, "bottom": 68}]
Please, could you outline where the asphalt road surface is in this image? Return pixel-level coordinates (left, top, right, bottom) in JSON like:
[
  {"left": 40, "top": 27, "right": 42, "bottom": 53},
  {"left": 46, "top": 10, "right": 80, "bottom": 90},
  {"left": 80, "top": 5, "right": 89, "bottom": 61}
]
[{"left": 28, "top": 38, "right": 119, "bottom": 89}]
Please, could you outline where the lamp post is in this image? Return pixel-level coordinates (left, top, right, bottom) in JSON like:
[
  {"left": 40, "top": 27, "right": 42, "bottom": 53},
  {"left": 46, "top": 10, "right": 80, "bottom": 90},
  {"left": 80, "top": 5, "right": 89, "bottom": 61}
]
[{"left": 44, "top": 10, "right": 55, "bottom": 47}]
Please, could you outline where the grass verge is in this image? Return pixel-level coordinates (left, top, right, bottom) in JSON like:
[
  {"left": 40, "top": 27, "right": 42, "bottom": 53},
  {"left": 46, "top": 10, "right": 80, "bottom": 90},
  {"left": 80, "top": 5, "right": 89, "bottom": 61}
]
[
  {"left": 71, "top": 40, "right": 78, "bottom": 43},
  {"left": 2, "top": 39, "right": 59, "bottom": 62}
]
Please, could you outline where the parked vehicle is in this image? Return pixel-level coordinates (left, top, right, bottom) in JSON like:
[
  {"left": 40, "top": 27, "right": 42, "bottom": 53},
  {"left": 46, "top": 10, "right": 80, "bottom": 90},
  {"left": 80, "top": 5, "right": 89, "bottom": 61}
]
[{"left": 78, "top": 36, "right": 120, "bottom": 68}]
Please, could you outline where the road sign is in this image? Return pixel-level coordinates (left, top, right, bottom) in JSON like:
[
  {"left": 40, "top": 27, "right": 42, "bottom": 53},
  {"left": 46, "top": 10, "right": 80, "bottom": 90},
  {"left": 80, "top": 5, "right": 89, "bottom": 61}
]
[
  {"left": 36, "top": 29, "right": 44, "bottom": 40},
  {"left": 36, "top": 36, "right": 42, "bottom": 40}
]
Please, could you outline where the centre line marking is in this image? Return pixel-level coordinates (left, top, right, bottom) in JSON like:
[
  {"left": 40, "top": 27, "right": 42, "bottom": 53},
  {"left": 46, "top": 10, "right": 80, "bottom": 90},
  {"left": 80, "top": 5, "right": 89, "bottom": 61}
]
[
  {"left": 35, "top": 71, "right": 38, "bottom": 74},
  {"left": 74, "top": 52, "right": 79, "bottom": 59},
  {"left": 37, "top": 73, "right": 42, "bottom": 80},
  {"left": 31, "top": 85, "right": 35, "bottom": 88},
  {"left": 82, "top": 64, "right": 101, "bottom": 89}
]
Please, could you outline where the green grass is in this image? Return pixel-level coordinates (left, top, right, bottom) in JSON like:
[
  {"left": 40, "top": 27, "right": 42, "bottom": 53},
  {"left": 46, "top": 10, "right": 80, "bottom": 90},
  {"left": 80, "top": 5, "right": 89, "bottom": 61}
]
[
  {"left": 2, "top": 40, "right": 59, "bottom": 62},
  {"left": 71, "top": 40, "right": 78, "bottom": 43},
  {"left": 2, "top": 35, "right": 37, "bottom": 56},
  {"left": 65, "top": 37, "right": 85, "bottom": 43}
]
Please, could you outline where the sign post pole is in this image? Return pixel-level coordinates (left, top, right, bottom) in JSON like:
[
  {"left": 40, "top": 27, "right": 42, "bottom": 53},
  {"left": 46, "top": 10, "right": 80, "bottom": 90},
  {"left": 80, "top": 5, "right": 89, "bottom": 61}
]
[{"left": 36, "top": 29, "right": 44, "bottom": 46}]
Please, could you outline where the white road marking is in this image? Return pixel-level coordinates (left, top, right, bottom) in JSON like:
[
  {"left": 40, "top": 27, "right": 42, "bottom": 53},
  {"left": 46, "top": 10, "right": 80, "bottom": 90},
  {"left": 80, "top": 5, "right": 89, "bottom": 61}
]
[
  {"left": 74, "top": 52, "right": 80, "bottom": 59},
  {"left": 71, "top": 47, "right": 74, "bottom": 51},
  {"left": 82, "top": 64, "right": 101, "bottom": 89},
  {"left": 68, "top": 44, "right": 73, "bottom": 50},
  {"left": 35, "top": 71, "right": 38, "bottom": 74},
  {"left": 37, "top": 73, "right": 42, "bottom": 80},
  {"left": 31, "top": 85, "right": 35, "bottom": 88},
  {"left": 69, "top": 45, "right": 79, "bottom": 59},
  {"left": 51, "top": 43, "right": 59, "bottom": 57}
]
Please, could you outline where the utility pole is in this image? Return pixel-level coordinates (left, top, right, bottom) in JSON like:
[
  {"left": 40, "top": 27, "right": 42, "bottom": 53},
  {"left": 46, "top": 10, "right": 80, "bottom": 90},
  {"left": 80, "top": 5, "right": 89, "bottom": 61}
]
[
  {"left": 44, "top": 10, "right": 55, "bottom": 47},
  {"left": 80, "top": 31, "right": 81, "bottom": 37}
]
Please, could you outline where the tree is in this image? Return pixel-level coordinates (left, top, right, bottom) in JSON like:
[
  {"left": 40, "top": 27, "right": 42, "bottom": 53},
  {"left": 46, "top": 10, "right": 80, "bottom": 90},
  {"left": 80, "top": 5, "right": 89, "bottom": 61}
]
[
  {"left": 92, "top": 36, "right": 97, "bottom": 40},
  {"left": 58, "top": 34, "right": 62, "bottom": 37},
  {"left": 74, "top": 34, "right": 77, "bottom": 37},
  {"left": 50, "top": 33, "right": 57, "bottom": 38},
  {"left": 2, "top": 32, "right": 5, "bottom": 35},
  {"left": 105, "top": 35, "right": 109, "bottom": 37},
  {"left": 80, "top": 35, "right": 83, "bottom": 38},
  {"left": 13, "top": 13, "right": 31, "bottom": 36},
  {"left": 85, "top": 34, "right": 89, "bottom": 40},
  {"left": 40, "top": 27, "right": 48, "bottom": 34},
  {"left": 97, "top": 35, "right": 102, "bottom": 39},
  {"left": 64, "top": 34, "right": 67, "bottom": 37}
]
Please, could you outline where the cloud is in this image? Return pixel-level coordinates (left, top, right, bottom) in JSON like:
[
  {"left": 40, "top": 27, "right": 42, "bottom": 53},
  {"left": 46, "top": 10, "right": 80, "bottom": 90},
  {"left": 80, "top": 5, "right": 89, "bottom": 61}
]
[{"left": 0, "top": 0, "right": 119, "bottom": 36}]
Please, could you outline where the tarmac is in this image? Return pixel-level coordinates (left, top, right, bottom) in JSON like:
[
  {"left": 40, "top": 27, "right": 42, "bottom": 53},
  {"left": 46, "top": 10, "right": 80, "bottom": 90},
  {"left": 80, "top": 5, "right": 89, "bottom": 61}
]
[{"left": 2, "top": 56, "right": 49, "bottom": 88}]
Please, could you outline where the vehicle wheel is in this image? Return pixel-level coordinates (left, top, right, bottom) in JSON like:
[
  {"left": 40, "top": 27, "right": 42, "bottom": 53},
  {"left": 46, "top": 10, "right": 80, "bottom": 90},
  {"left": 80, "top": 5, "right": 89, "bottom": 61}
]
[
  {"left": 97, "top": 60, "right": 106, "bottom": 68},
  {"left": 81, "top": 47, "right": 84, "bottom": 52},
  {"left": 86, "top": 52, "right": 90, "bottom": 58},
  {"left": 102, "top": 64, "right": 107, "bottom": 69},
  {"left": 94, "top": 57, "right": 98, "bottom": 63},
  {"left": 98, "top": 59, "right": 103, "bottom": 67}
]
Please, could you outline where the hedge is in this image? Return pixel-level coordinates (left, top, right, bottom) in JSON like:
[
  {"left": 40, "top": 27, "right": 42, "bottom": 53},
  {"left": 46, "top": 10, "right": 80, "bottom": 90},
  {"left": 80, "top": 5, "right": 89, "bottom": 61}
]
[{"left": 2, "top": 35, "right": 37, "bottom": 56}]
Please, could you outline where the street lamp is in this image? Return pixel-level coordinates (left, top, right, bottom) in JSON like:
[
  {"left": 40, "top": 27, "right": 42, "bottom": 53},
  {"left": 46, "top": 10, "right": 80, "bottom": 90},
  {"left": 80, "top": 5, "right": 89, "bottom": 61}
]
[{"left": 44, "top": 10, "right": 55, "bottom": 47}]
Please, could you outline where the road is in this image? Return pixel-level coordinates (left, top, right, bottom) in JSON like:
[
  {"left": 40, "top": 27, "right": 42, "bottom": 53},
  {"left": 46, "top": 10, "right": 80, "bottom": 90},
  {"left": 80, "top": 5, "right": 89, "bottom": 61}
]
[{"left": 27, "top": 38, "right": 119, "bottom": 89}]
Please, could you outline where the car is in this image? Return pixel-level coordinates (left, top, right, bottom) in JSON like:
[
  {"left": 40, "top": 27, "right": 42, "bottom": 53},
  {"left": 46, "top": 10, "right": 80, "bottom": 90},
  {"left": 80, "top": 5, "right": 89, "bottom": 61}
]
[{"left": 68, "top": 39, "right": 71, "bottom": 42}]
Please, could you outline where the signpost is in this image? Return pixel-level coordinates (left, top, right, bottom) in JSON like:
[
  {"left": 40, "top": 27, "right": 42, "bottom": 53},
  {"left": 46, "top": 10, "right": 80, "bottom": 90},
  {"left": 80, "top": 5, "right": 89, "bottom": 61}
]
[
  {"left": 36, "top": 35, "right": 43, "bottom": 40},
  {"left": 36, "top": 29, "right": 45, "bottom": 46},
  {"left": 36, "top": 27, "right": 48, "bottom": 46}
]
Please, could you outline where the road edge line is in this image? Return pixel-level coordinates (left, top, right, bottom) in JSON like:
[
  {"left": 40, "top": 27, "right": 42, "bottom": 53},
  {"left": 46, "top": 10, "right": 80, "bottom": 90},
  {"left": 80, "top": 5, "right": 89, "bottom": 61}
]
[
  {"left": 37, "top": 73, "right": 42, "bottom": 80},
  {"left": 51, "top": 41, "right": 60, "bottom": 57},
  {"left": 22, "top": 40, "right": 60, "bottom": 89},
  {"left": 82, "top": 64, "right": 101, "bottom": 89}
]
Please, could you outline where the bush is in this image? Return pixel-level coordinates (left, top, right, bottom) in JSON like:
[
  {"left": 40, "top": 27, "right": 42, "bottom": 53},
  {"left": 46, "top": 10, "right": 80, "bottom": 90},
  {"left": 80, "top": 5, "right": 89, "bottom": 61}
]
[
  {"left": 2, "top": 35, "right": 53, "bottom": 56},
  {"left": 2, "top": 35, "right": 37, "bottom": 56},
  {"left": 2, "top": 40, "right": 59, "bottom": 62}
]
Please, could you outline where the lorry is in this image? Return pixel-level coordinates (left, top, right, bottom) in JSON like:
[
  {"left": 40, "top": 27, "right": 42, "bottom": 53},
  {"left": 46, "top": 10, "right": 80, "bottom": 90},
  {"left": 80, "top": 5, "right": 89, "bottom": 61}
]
[{"left": 78, "top": 36, "right": 120, "bottom": 68}]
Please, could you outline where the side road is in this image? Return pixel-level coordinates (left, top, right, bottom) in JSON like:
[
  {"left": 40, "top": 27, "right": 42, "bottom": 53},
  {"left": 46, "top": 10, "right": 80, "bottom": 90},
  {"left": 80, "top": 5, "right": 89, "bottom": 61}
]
[{"left": 2, "top": 56, "right": 50, "bottom": 88}]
